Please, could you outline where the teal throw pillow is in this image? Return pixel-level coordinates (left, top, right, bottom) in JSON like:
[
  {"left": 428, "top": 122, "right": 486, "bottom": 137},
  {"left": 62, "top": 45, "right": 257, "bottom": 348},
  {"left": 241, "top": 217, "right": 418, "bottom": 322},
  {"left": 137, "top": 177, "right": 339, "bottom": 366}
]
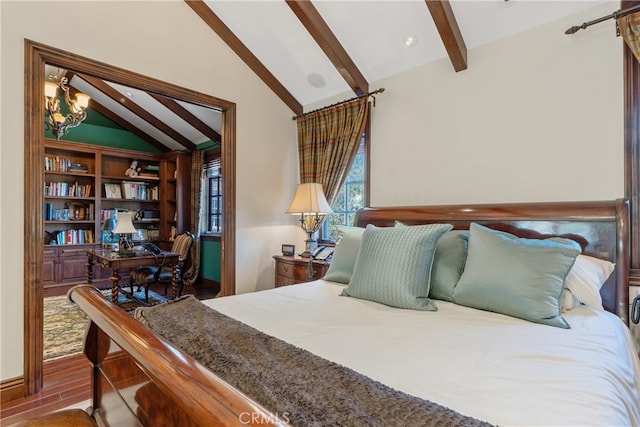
[
  {"left": 429, "top": 230, "right": 469, "bottom": 302},
  {"left": 324, "top": 226, "right": 365, "bottom": 284},
  {"left": 396, "top": 222, "right": 469, "bottom": 302},
  {"left": 453, "top": 223, "right": 581, "bottom": 328},
  {"left": 340, "top": 223, "right": 453, "bottom": 310}
]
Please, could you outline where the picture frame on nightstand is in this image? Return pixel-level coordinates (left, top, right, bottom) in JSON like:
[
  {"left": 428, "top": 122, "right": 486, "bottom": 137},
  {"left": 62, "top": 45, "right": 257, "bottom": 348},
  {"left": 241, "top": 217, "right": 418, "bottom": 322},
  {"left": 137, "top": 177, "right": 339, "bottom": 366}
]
[{"left": 281, "top": 244, "right": 295, "bottom": 256}]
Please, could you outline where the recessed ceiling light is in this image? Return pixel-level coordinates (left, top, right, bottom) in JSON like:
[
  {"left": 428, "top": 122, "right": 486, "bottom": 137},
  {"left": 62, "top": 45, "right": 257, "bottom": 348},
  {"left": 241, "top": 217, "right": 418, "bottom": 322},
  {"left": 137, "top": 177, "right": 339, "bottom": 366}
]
[
  {"left": 125, "top": 91, "right": 134, "bottom": 98},
  {"left": 308, "top": 73, "right": 326, "bottom": 88},
  {"left": 405, "top": 36, "right": 417, "bottom": 47}
]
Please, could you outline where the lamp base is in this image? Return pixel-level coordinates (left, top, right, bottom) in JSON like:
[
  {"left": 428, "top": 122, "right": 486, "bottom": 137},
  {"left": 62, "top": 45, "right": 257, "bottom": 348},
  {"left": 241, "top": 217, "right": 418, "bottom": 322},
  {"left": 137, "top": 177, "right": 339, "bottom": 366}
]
[
  {"left": 299, "top": 237, "right": 317, "bottom": 259},
  {"left": 118, "top": 236, "right": 136, "bottom": 257}
]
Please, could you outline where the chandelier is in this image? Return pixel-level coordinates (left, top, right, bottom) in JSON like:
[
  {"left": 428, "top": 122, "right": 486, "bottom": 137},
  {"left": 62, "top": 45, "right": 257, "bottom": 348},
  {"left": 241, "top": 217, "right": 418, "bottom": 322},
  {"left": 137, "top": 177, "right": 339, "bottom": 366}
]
[{"left": 44, "top": 76, "right": 90, "bottom": 139}]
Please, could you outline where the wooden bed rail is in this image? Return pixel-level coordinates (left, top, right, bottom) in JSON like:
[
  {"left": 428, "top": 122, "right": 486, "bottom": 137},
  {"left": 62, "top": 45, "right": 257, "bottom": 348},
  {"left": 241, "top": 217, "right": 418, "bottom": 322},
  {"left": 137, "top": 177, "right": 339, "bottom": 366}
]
[{"left": 68, "top": 285, "right": 285, "bottom": 427}]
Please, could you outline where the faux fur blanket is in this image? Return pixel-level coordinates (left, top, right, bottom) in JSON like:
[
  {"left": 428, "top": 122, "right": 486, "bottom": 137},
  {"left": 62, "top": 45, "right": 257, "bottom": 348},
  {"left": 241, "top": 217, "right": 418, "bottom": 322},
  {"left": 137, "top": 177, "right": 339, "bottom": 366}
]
[{"left": 135, "top": 296, "right": 493, "bottom": 427}]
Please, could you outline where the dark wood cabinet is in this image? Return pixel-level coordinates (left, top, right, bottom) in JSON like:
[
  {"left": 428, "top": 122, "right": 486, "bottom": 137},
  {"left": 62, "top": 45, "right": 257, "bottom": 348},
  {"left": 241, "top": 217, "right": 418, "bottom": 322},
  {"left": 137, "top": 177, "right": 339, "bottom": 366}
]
[
  {"left": 43, "top": 245, "right": 96, "bottom": 297},
  {"left": 273, "top": 255, "right": 330, "bottom": 287}
]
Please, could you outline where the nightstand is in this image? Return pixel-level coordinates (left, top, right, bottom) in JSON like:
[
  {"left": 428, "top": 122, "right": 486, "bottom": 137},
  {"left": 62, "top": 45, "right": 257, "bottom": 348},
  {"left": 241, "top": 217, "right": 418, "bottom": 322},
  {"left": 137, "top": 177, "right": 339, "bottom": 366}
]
[{"left": 273, "top": 255, "right": 330, "bottom": 287}]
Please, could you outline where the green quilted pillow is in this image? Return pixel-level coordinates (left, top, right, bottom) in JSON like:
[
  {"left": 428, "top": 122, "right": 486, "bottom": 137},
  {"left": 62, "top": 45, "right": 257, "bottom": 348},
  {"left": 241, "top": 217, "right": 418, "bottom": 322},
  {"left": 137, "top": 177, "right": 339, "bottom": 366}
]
[
  {"left": 324, "top": 226, "right": 365, "bottom": 284},
  {"left": 454, "top": 223, "right": 581, "bottom": 328},
  {"left": 340, "top": 223, "right": 453, "bottom": 310}
]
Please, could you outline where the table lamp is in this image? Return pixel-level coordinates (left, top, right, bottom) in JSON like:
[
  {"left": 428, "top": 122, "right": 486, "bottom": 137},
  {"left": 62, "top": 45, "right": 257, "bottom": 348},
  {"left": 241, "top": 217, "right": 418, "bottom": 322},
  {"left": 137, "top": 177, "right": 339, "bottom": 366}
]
[
  {"left": 286, "top": 183, "right": 332, "bottom": 258},
  {"left": 112, "top": 211, "right": 137, "bottom": 256}
]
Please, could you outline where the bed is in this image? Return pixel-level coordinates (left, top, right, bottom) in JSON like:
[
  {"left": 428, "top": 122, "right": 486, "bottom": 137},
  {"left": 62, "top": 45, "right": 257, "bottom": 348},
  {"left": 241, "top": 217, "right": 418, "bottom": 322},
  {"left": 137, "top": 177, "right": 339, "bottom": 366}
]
[{"left": 68, "top": 199, "right": 640, "bottom": 426}]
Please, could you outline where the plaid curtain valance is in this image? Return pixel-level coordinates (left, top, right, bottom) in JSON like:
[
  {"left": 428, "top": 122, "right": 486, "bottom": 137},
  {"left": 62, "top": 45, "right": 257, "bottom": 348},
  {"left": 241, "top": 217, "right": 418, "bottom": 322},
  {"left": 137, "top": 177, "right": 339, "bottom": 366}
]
[
  {"left": 296, "top": 97, "right": 369, "bottom": 205},
  {"left": 619, "top": 12, "right": 640, "bottom": 63}
]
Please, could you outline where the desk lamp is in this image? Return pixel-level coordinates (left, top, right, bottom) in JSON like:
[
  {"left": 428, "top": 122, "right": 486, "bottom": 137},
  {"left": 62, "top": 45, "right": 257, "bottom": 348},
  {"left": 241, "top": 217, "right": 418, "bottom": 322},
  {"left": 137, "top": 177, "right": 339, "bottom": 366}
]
[
  {"left": 112, "top": 211, "right": 137, "bottom": 256},
  {"left": 286, "top": 183, "right": 332, "bottom": 258}
]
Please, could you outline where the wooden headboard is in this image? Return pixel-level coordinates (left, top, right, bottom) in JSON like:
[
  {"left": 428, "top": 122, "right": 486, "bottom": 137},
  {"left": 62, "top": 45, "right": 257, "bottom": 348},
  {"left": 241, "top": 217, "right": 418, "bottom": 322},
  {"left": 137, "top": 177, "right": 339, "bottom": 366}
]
[{"left": 354, "top": 199, "right": 630, "bottom": 324}]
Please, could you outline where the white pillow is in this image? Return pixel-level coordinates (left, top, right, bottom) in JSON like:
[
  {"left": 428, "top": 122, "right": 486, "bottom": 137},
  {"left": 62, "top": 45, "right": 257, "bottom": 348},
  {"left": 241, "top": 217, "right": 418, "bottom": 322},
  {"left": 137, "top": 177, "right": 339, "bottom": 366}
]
[
  {"left": 563, "top": 254, "right": 615, "bottom": 311},
  {"left": 560, "top": 289, "right": 579, "bottom": 312}
]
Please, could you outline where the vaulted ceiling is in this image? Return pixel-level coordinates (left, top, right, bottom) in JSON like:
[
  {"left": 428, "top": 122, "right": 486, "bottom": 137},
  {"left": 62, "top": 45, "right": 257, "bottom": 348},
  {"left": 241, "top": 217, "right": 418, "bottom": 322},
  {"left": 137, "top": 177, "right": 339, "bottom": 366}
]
[{"left": 52, "top": 0, "right": 608, "bottom": 152}]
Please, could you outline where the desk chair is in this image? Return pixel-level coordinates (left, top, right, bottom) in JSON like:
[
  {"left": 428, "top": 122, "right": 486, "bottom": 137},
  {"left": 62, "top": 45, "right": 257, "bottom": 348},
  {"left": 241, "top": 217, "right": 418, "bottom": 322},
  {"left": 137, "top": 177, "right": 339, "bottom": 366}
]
[{"left": 129, "top": 232, "right": 194, "bottom": 302}]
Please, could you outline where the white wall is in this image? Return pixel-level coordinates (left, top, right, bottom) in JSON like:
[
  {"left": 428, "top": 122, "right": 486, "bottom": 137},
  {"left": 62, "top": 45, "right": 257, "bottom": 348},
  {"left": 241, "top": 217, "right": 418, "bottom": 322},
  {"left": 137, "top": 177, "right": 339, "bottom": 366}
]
[
  {"left": 0, "top": 1, "right": 300, "bottom": 380},
  {"left": 370, "top": 3, "right": 623, "bottom": 206}
]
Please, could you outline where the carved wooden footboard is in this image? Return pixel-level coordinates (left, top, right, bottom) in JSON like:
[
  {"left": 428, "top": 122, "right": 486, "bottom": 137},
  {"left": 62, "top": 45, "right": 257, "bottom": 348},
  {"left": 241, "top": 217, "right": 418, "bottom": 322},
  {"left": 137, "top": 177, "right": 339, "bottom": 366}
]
[{"left": 68, "top": 285, "right": 284, "bottom": 427}]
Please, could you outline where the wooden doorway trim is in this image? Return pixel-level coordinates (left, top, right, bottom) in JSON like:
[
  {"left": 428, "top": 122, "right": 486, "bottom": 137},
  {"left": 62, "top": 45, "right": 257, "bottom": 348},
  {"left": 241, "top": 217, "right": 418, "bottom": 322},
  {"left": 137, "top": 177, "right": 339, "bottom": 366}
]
[
  {"left": 623, "top": 1, "right": 640, "bottom": 283},
  {"left": 23, "top": 40, "right": 236, "bottom": 395}
]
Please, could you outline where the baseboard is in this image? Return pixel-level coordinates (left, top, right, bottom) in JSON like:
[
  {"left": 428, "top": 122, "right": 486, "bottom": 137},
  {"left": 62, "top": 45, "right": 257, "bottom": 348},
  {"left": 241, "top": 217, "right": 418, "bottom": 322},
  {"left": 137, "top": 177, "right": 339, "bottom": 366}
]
[
  {"left": 1, "top": 376, "right": 25, "bottom": 403},
  {"left": 198, "top": 277, "right": 220, "bottom": 295}
]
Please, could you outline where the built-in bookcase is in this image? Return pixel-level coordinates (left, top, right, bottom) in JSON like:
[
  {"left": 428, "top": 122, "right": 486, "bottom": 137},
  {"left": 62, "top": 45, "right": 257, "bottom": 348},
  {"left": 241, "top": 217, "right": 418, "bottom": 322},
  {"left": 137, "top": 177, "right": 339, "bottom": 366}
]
[{"left": 43, "top": 139, "right": 191, "bottom": 295}]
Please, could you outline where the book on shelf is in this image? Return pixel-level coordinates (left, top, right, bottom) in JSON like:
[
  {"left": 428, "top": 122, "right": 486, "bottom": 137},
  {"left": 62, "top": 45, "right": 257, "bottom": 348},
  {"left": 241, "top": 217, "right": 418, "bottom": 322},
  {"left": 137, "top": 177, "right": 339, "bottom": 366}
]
[
  {"left": 44, "top": 156, "right": 88, "bottom": 173},
  {"left": 139, "top": 172, "right": 159, "bottom": 179},
  {"left": 121, "top": 181, "right": 158, "bottom": 200},
  {"left": 69, "top": 162, "right": 88, "bottom": 172},
  {"left": 54, "top": 229, "right": 94, "bottom": 245},
  {"left": 45, "top": 181, "right": 91, "bottom": 197},
  {"left": 101, "top": 209, "right": 119, "bottom": 221},
  {"left": 147, "top": 228, "right": 160, "bottom": 240},
  {"left": 45, "top": 203, "right": 94, "bottom": 221}
]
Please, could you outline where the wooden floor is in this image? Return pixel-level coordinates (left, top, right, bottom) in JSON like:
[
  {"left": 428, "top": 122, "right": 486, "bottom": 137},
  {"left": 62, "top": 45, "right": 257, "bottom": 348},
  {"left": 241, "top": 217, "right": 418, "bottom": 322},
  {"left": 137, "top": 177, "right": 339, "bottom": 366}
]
[{"left": 0, "top": 281, "right": 219, "bottom": 425}]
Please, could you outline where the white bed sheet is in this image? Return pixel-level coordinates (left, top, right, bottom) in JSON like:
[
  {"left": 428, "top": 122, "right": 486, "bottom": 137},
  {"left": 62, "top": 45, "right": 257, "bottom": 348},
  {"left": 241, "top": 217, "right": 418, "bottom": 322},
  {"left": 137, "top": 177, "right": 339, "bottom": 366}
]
[{"left": 202, "top": 280, "right": 640, "bottom": 427}]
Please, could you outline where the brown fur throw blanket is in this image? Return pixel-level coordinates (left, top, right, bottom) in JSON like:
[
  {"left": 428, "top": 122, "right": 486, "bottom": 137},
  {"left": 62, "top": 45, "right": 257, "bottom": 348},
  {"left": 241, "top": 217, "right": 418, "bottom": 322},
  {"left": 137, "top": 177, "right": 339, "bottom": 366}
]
[{"left": 135, "top": 296, "right": 493, "bottom": 427}]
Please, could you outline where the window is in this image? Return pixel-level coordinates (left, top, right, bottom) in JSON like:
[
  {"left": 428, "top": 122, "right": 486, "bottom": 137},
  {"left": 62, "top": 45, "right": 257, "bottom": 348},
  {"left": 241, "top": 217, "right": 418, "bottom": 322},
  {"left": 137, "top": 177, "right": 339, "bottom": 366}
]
[
  {"left": 321, "top": 137, "right": 366, "bottom": 241},
  {"left": 203, "top": 159, "right": 222, "bottom": 234}
]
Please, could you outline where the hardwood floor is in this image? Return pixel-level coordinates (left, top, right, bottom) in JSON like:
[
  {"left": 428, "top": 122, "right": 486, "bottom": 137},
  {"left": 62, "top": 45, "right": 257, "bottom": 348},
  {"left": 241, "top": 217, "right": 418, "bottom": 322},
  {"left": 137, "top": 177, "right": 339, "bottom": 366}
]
[{"left": 0, "top": 281, "right": 219, "bottom": 425}]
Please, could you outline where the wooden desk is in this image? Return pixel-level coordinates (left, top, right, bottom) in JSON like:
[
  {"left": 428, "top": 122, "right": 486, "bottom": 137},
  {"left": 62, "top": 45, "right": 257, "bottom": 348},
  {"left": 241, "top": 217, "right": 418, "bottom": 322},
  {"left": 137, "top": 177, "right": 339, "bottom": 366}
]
[{"left": 86, "top": 248, "right": 179, "bottom": 303}]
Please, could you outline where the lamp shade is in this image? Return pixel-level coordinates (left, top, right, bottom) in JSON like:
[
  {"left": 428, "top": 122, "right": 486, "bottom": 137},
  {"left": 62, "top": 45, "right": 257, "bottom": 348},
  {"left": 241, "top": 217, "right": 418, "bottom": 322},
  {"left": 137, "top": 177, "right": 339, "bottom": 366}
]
[
  {"left": 286, "top": 183, "right": 332, "bottom": 214},
  {"left": 112, "top": 212, "right": 137, "bottom": 234},
  {"left": 44, "top": 81, "right": 58, "bottom": 98},
  {"left": 75, "top": 92, "right": 90, "bottom": 109}
]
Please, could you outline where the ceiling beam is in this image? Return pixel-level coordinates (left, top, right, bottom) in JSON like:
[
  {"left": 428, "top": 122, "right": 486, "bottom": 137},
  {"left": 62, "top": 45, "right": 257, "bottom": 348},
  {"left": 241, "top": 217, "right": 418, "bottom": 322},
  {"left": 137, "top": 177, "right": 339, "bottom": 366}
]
[
  {"left": 82, "top": 94, "right": 171, "bottom": 153},
  {"left": 66, "top": 74, "right": 170, "bottom": 153},
  {"left": 149, "top": 93, "right": 222, "bottom": 144},
  {"left": 79, "top": 74, "right": 198, "bottom": 151},
  {"left": 424, "top": 0, "right": 467, "bottom": 72},
  {"left": 185, "top": 0, "right": 303, "bottom": 115},
  {"left": 286, "top": 0, "right": 368, "bottom": 96}
]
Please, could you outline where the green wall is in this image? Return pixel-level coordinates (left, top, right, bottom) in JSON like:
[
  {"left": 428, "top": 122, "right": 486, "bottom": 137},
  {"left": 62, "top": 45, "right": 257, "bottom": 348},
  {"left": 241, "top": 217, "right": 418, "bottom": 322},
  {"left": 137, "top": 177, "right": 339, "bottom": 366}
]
[
  {"left": 46, "top": 109, "right": 161, "bottom": 152},
  {"left": 200, "top": 239, "right": 221, "bottom": 283}
]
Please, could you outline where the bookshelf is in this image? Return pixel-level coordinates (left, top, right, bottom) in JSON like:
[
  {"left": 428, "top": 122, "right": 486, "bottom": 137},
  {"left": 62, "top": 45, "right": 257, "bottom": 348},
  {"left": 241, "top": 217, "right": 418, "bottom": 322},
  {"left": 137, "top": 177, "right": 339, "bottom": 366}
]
[
  {"left": 43, "top": 139, "right": 191, "bottom": 294},
  {"left": 161, "top": 151, "right": 191, "bottom": 244}
]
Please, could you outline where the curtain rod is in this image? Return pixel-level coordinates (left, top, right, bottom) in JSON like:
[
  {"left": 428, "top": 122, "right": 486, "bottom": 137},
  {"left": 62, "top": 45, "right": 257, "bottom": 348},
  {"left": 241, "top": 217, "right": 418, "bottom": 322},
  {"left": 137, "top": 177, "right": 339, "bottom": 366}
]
[
  {"left": 292, "top": 88, "right": 385, "bottom": 120},
  {"left": 565, "top": 3, "right": 640, "bottom": 35}
]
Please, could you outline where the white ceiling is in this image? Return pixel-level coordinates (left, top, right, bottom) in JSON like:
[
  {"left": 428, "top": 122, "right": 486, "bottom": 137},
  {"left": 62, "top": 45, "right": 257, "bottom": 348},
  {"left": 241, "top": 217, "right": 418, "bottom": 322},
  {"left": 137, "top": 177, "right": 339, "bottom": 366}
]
[
  {"left": 204, "top": 0, "right": 608, "bottom": 107},
  {"left": 46, "top": 1, "right": 613, "bottom": 151}
]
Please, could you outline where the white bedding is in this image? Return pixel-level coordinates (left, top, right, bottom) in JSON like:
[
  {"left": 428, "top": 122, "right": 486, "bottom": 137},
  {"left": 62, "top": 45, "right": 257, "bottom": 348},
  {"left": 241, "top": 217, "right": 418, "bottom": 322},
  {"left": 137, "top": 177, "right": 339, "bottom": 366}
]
[{"left": 203, "top": 280, "right": 640, "bottom": 427}]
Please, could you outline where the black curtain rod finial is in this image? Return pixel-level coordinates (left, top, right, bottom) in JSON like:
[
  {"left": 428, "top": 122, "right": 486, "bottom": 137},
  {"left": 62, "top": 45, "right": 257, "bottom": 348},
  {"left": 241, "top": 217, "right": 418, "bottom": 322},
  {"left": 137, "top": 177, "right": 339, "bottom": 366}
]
[
  {"left": 565, "top": 4, "right": 640, "bottom": 35},
  {"left": 564, "top": 25, "right": 582, "bottom": 35}
]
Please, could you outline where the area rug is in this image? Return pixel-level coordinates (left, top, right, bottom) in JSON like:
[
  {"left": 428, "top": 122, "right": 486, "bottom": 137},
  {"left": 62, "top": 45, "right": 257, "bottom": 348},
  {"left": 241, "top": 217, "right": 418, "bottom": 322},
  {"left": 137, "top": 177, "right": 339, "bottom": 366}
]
[{"left": 43, "top": 288, "right": 168, "bottom": 361}]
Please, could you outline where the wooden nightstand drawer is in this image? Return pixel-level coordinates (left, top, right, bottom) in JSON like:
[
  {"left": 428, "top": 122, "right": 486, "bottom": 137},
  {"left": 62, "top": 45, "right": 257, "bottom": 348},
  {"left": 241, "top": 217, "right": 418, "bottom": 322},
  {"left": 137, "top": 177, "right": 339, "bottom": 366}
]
[{"left": 273, "top": 255, "right": 330, "bottom": 287}]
